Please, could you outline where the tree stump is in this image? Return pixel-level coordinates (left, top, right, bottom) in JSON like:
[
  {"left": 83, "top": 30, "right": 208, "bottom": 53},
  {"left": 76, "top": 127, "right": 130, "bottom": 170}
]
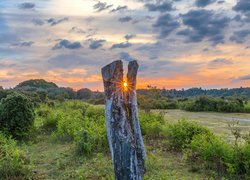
[{"left": 101, "top": 60, "right": 146, "bottom": 180}]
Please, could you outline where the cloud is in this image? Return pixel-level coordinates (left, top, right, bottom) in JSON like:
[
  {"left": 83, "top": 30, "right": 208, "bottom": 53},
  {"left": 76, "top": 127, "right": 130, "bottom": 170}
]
[
  {"left": 52, "top": 40, "right": 82, "bottom": 50},
  {"left": 118, "top": 16, "right": 132, "bottom": 23},
  {"left": 233, "top": 0, "right": 250, "bottom": 22},
  {"left": 12, "top": 41, "right": 34, "bottom": 47},
  {"left": 89, "top": 39, "right": 106, "bottom": 49},
  {"left": 195, "top": 0, "right": 216, "bottom": 7},
  {"left": 153, "top": 14, "right": 180, "bottom": 38},
  {"left": 119, "top": 52, "right": 136, "bottom": 62},
  {"left": 70, "top": 27, "right": 86, "bottom": 34},
  {"left": 145, "top": 2, "right": 173, "bottom": 12},
  {"left": 111, "top": 42, "right": 132, "bottom": 49},
  {"left": 18, "top": 2, "right": 35, "bottom": 10},
  {"left": 236, "top": 74, "right": 250, "bottom": 81},
  {"left": 93, "top": 1, "right": 113, "bottom": 12},
  {"left": 233, "top": 0, "right": 250, "bottom": 13},
  {"left": 208, "top": 58, "right": 233, "bottom": 68},
  {"left": 178, "top": 10, "right": 230, "bottom": 45},
  {"left": 110, "top": 5, "right": 127, "bottom": 13},
  {"left": 124, "top": 34, "right": 136, "bottom": 41},
  {"left": 32, "top": 18, "right": 45, "bottom": 26},
  {"left": 230, "top": 29, "right": 250, "bottom": 43},
  {"left": 47, "top": 17, "right": 68, "bottom": 26},
  {"left": 217, "top": 0, "right": 225, "bottom": 4},
  {"left": 47, "top": 53, "right": 103, "bottom": 69}
]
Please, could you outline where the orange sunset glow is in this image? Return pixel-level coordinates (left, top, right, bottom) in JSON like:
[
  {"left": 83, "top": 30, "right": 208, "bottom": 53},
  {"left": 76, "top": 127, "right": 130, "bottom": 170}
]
[{"left": 0, "top": 0, "right": 249, "bottom": 90}]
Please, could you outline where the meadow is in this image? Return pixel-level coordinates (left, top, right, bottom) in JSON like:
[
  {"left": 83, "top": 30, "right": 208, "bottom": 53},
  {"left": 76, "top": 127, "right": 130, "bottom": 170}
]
[{"left": 0, "top": 95, "right": 250, "bottom": 179}]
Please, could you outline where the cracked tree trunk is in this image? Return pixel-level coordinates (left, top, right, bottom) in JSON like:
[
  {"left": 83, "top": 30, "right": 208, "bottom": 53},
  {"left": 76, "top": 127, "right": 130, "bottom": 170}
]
[{"left": 101, "top": 60, "right": 146, "bottom": 180}]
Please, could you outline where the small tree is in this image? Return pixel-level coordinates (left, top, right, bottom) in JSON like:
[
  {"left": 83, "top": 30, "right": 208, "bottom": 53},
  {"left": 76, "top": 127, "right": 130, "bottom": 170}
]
[{"left": 0, "top": 93, "right": 35, "bottom": 138}]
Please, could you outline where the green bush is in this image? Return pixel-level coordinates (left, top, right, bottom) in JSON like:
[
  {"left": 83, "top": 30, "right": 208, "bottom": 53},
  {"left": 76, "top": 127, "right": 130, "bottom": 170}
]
[
  {"left": 179, "top": 96, "right": 245, "bottom": 113},
  {"left": 242, "top": 143, "right": 250, "bottom": 177},
  {"left": 85, "top": 106, "right": 105, "bottom": 119},
  {"left": 0, "top": 93, "right": 35, "bottom": 138},
  {"left": 139, "top": 111, "right": 166, "bottom": 138},
  {"left": 75, "top": 130, "right": 93, "bottom": 155},
  {"left": 50, "top": 104, "right": 108, "bottom": 155},
  {"left": 55, "top": 110, "right": 83, "bottom": 141},
  {"left": 0, "top": 133, "right": 31, "bottom": 179},
  {"left": 187, "top": 133, "right": 233, "bottom": 175},
  {"left": 184, "top": 125, "right": 250, "bottom": 178},
  {"left": 166, "top": 120, "right": 211, "bottom": 151}
]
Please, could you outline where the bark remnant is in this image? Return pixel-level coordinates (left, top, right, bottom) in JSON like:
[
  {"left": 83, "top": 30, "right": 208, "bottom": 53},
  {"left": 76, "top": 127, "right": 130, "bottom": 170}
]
[{"left": 101, "top": 60, "right": 146, "bottom": 180}]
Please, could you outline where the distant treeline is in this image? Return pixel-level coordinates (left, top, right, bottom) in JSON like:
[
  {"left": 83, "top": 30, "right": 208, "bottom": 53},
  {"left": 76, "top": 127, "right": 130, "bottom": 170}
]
[
  {"left": 1, "top": 79, "right": 250, "bottom": 113},
  {"left": 138, "top": 87, "right": 250, "bottom": 99},
  {"left": 0, "top": 79, "right": 104, "bottom": 105}
]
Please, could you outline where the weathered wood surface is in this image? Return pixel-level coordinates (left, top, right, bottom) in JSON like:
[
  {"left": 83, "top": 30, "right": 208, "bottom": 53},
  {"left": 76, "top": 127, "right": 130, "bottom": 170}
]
[{"left": 101, "top": 60, "right": 146, "bottom": 180}]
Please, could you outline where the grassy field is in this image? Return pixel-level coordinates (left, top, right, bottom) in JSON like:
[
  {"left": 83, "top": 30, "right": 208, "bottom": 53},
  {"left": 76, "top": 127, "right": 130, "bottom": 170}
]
[
  {"left": 15, "top": 103, "right": 249, "bottom": 179},
  {"left": 23, "top": 133, "right": 206, "bottom": 180},
  {"left": 157, "top": 109, "right": 250, "bottom": 140}
]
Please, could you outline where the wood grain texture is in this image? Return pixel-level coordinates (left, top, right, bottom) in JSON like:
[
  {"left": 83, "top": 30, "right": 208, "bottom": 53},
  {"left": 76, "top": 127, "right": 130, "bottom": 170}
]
[{"left": 102, "top": 60, "right": 146, "bottom": 180}]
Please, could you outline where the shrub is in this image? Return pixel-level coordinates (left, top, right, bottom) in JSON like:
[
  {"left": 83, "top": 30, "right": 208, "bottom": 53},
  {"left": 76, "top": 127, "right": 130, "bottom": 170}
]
[
  {"left": 166, "top": 120, "right": 211, "bottom": 151},
  {"left": 0, "top": 133, "right": 31, "bottom": 179},
  {"left": 242, "top": 143, "right": 250, "bottom": 177},
  {"left": 187, "top": 133, "right": 233, "bottom": 176},
  {"left": 139, "top": 111, "right": 166, "bottom": 138},
  {"left": 85, "top": 106, "right": 105, "bottom": 119},
  {"left": 75, "top": 130, "right": 93, "bottom": 155},
  {"left": 0, "top": 93, "right": 35, "bottom": 138},
  {"left": 55, "top": 110, "right": 83, "bottom": 141},
  {"left": 52, "top": 104, "right": 108, "bottom": 155},
  {"left": 179, "top": 96, "right": 245, "bottom": 113}
]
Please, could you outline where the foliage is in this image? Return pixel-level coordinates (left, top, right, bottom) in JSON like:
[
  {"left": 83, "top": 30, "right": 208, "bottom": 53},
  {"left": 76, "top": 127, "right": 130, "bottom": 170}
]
[
  {"left": 187, "top": 133, "right": 233, "bottom": 175},
  {"left": 15, "top": 79, "right": 58, "bottom": 89},
  {"left": 139, "top": 111, "right": 166, "bottom": 138},
  {"left": 184, "top": 121, "right": 250, "bottom": 179},
  {"left": 166, "top": 120, "right": 211, "bottom": 151},
  {"left": 40, "top": 101, "right": 108, "bottom": 155},
  {"left": 0, "top": 93, "right": 35, "bottom": 138},
  {"left": 0, "top": 133, "right": 31, "bottom": 179},
  {"left": 179, "top": 96, "right": 245, "bottom": 113},
  {"left": 138, "top": 94, "right": 178, "bottom": 112},
  {"left": 77, "top": 88, "right": 92, "bottom": 99}
]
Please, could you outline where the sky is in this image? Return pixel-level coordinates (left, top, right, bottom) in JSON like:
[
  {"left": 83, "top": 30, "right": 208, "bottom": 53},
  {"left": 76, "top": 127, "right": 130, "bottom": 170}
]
[{"left": 0, "top": 0, "right": 249, "bottom": 90}]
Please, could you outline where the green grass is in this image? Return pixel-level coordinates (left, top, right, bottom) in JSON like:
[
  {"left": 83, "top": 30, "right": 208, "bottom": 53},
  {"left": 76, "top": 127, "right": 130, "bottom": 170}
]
[
  {"left": 13, "top": 101, "right": 250, "bottom": 179},
  {"left": 23, "top": 133, "right": 206, "bottom": 179},
  {"left": 158, "top": 109, "right": 250, "bottom": 140}
]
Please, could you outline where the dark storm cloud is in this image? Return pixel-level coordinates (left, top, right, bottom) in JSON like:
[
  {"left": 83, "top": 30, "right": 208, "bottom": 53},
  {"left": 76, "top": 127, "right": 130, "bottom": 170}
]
[
  {"left": 124, "top": 34, "right": 136, "bottom": 41},
  {"left": 195, "top": 0, "right": 216, "bottom": 7},
  {"left": 18, "top": 2, "right": 35, "bottom": 9},
  {"left": 12, "top": 41, "right": 34, "bottom": 47},
  {"left": 118, "top": 16, "right": 132, "bottom": 23},
  {"left": 93, "top": 1, "right": 113, "bottom": 12},
  {"left": 111, "top": 42, "right": 132, "bottom": 49},
  {"left": 230, "top": 29, "right": 250, "bottom": 43},
  {"left": 119, "top": 52, "right": 135, "bottom": 62},
  {"left": 153, "top": 14, "right": 180, "bottom": 38},
  {"left": 178, "top": 10, "right": 230, "bottom": 45},
  {"left": 110, "top": 5, "right": 128, "bottom": 13},
  {"left": 52, "top": 40, "right": 82, "bottom": 50},
  {"left": 47, "top": 17, "right": 69, "bottom": 26},
  {"left": 89, "top": 39, "right": 106, "bottom": 49},
  {"left": 145, "top": 1, "right": 173, "bottom": 12}
]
